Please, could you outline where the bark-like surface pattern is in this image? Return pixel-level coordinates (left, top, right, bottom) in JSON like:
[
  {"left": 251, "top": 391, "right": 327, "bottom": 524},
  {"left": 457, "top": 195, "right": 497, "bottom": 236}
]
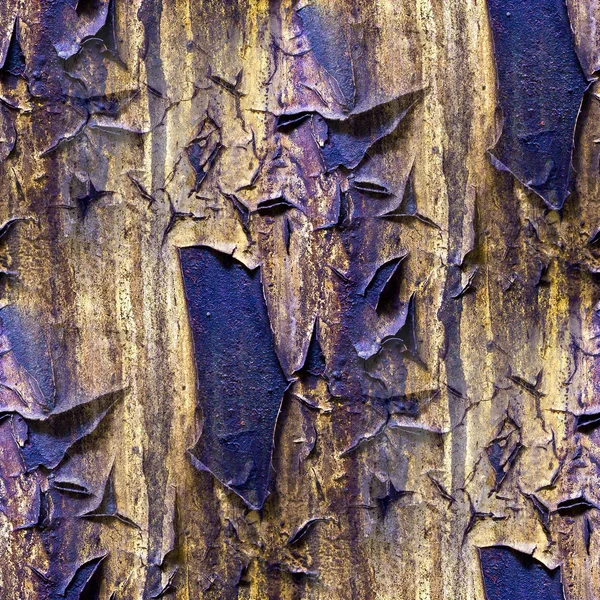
[{"left": 0, "top": 0, "right": 598, "bottom": 598}]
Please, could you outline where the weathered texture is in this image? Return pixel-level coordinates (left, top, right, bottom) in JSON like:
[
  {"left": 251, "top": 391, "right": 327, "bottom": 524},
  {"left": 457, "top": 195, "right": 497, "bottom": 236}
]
[{"left": 0, "top": 0, "right": 599, "bottom": 598}]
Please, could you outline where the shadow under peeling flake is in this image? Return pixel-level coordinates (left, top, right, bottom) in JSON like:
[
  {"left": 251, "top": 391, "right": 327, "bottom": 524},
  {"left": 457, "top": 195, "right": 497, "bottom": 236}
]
[
  {"left": 486, "top": 415, "right": 523, "bottom": 493},
  {"left": 486, "top": 0, "right": 589, "bottom": 209},
  {"left": 80, "top": 463, "right": 139, "bottom": 528},
  {"left": 360, "top": 254, "right": 407, "bottom": 313},
  {"left": 186, "top": 116, "right": 222, "bottom": 194},
  {"left": 55, "top": 554, "right": 107, "bottom": 600},
  {"left": 479, "top": 546, "right": 565, "bottom": 600},
  {"left": 298, "top": 320, "right": 326, "bottom": 377},
  {"left": 1, "top": 18, "right": 25, "bottom": 78},
  {"left": 31, "top": 554, "right": 107, "bottom": 600},
  {"left": 179, "top": 247, "right": 289, "bottom": 510}
]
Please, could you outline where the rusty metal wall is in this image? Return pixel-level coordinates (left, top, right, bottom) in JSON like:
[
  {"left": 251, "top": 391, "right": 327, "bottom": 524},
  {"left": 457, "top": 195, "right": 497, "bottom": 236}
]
[{"left": 0, "top": 0, "right": 599, "bottom": 598}]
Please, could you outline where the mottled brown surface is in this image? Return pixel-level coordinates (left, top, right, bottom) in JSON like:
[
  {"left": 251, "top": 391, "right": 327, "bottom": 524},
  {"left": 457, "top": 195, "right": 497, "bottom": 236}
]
[{"left": 0, "top": 0, "right": 599, "bottom": 598}]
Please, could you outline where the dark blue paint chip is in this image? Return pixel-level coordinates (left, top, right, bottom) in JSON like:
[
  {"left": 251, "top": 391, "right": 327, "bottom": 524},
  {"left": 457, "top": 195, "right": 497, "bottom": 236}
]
[
  {"left": 479, "top": 546, "right": 564, "bottom": 600},
  {"left": 487, "top": 0, "right": 588, "bottom": 209},
  {"left": 297, "top": 4, "right": 355, "bottom": 110},
  {"left": 0, "top": 305, "right": 55, "bottom": 406},
  {"left": 179, "top": 246, "right": 288, "bottom": 510}
]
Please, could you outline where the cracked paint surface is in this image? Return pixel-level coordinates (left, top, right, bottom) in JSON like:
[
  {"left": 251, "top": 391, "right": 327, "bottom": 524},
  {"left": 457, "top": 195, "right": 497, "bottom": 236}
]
[{"left": 0, "top": 0, "right": 598, "bottom": 598}]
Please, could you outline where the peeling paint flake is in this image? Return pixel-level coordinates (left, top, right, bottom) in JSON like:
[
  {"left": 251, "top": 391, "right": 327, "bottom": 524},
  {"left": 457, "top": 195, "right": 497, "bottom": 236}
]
[
  {"left": 179, "top": 246, "right": 288, "bottom": 510},
  {"left": 486, "top": 0, "right": 589, "bottom": 208}
]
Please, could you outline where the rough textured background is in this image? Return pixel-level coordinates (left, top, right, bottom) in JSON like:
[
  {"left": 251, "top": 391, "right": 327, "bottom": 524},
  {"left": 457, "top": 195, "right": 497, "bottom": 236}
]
[{"left": 0, "top": 0, "right": 599, "bottom": 598}]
